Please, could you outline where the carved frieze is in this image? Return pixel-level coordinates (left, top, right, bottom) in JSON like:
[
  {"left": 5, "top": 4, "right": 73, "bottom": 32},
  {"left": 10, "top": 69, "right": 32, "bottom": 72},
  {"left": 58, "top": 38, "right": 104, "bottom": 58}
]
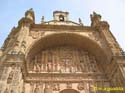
[{"left": 27, "top": 46, "right": 100, "bottom": 74}]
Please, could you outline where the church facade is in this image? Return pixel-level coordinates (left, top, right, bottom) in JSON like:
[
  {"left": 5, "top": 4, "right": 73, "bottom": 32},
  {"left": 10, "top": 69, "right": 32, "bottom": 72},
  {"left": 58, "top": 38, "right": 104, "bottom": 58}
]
[{"left": 0, "top": 9, "right": 125, "bottom": 93}]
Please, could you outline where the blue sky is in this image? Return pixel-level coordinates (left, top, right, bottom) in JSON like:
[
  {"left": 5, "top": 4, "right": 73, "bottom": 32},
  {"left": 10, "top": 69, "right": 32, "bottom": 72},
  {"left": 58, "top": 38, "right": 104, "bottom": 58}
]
[{"left": 0, "top": 0, "right": 125, "bottom": 50}]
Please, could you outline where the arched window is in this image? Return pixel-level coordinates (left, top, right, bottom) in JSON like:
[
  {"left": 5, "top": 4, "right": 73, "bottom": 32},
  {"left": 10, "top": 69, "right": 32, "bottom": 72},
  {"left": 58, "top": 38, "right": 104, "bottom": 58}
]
[{"left": 59, "top": 15, "right": 64, "bottom": 21}]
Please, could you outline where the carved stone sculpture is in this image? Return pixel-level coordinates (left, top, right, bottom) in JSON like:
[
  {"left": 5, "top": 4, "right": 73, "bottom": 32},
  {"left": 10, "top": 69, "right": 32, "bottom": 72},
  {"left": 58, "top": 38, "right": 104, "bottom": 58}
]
[
  {"left": 53, "top": 83, "right": 60, "bottom": 91},
  {"left": 34, "top": 84, "right": 40, "bottom": 93},
  {"left": 44, "top": 84, "right": 52, "bottom": 93},
  {"left": 7, "top": 71, "right": 14, "bottom": 84}
]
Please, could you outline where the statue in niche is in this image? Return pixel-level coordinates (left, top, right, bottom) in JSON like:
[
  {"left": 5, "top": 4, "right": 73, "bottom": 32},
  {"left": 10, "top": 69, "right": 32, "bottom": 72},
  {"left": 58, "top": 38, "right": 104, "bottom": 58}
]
[
  {"left": 39, "top": 82, "right": 43, "bottom": 92},
  {"left": 7, "top": 71, "right": 14, "bottom": 84},
  {"left": 11, "top": 64, "right": 16, "bottom": 70},
  {"left": 30, "top": 59, "right": 34, "bottom": 71},
  {"left": 47, "top": 63, "right": 52, "bottom": 72},
  {"left": 88, "top": 82, "right": 95, "bottom": 93},
  {"left": 30, "top": 82, "right": 34, "bottom": 93},
  {"left": 57, "top": 62, "right": 61, "bottom": 72},
  {"left": 34, "top": 83, "right": 40, "bottom": 93},
  {"left": 53, "top": 83, "right": 60, "bottom": 91},
  {"left": 33, "top": 61, "right": 40, "bottom": 72},
  {"left": 90, "top": 11, "right": 101, "bottom": 27},
  {"left": 4, "top": 88, "right": 9, "bottom": 93},
  {"left": 39, "top": 63, "right": 42, "bottom": 72},
  {"left": 44, "top": 83, "right": 52, "bottom": 93}
]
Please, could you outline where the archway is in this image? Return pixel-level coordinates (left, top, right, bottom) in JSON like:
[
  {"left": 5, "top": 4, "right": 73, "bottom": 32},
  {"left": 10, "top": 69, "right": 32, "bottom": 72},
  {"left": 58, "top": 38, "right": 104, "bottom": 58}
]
[
  {"left": 26, "top": 33, "right": 111, "bottom": 65},
  {"left": 60, "top": 89, "right": 80, "bottom": 93},
  {"left": 25, "top": 33, "right": 111, "bottom": 91}
]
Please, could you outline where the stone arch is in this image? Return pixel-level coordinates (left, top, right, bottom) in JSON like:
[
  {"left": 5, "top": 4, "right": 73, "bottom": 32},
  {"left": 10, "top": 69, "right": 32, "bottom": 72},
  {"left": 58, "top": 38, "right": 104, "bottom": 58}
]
[
  {"left": 26, "top": 32, "right": 111, "bottom": 65},
  {"left": 60, "top": 89, "right": 80, "bottom": 93}
]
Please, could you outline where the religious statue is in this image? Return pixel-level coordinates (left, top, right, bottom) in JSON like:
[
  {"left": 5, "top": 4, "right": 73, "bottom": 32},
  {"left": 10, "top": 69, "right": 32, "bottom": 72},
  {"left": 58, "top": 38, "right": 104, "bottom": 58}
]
[
  {"left": 7, "top": 71, "right": 14, "bottom": 84},
  {"left": 44, "top": 84, "right": 52, "bottom": 93},
  {"left": 34, "top": 83, "right": 40, "bottom": 93},
  {"left": 90, "top": 11, "right": 101, "bottom": 27}
]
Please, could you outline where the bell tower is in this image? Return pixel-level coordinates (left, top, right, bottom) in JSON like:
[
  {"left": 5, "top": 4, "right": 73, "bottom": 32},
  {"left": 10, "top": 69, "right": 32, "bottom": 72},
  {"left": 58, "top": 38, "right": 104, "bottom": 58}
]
[{"left": 53, "top": 11, "right": 69, "bottom": 21}]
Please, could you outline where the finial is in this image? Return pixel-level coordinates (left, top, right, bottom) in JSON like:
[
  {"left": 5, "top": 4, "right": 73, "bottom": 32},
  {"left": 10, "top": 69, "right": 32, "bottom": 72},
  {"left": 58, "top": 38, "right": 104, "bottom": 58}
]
[
  {"left": 11, "top": 26, "right": 16, "bottom": 31},
  {"left": 41, "top": 16, "right": 44, "bottom": 23},
  {"left": 90, "top": 11, "right": 102, "bottom": 27},
  {"left": 79, "top": 18, "right": 83, "bottom": 25},
  {"left": 29, "top": 8, "right": 33, "bottom": 11},
  {"left": 93, "top": 11, "right": 97, "bottom": 15}
]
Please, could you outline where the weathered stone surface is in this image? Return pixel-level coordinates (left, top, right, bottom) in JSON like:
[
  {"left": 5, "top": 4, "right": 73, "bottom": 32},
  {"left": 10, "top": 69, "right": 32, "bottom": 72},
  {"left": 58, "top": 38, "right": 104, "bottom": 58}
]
[{"left": 0, "top": 9, "right": 125, "bottom": 93}]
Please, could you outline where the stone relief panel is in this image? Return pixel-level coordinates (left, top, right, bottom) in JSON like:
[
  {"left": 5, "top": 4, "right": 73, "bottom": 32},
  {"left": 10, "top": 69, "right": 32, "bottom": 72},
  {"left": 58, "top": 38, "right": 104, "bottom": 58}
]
[
  {"left": 23, "top": 81, "right": 111, "bottom": 93},
  {"left": 27, "top": 46, "right": 101, "bottom": 74}
]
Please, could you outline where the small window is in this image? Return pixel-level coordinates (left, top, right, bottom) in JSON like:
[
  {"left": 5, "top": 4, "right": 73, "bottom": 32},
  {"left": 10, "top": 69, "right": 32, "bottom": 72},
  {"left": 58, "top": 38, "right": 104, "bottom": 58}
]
[{"left": 59, "top": 15, "right": 64, "bottom": 21}]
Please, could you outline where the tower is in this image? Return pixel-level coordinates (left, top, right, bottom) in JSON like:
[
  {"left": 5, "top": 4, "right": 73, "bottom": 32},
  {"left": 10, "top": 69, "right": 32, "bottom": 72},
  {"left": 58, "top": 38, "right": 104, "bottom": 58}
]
[{"left": 0, "top": 9, "right": 125, "bottom": 93}]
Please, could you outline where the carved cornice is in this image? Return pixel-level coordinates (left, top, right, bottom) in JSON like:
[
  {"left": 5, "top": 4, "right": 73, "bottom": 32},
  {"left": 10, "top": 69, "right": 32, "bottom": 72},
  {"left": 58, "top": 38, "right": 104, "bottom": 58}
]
[{"left": 30, "top": 24, "right": 95, "bottom": 32}]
